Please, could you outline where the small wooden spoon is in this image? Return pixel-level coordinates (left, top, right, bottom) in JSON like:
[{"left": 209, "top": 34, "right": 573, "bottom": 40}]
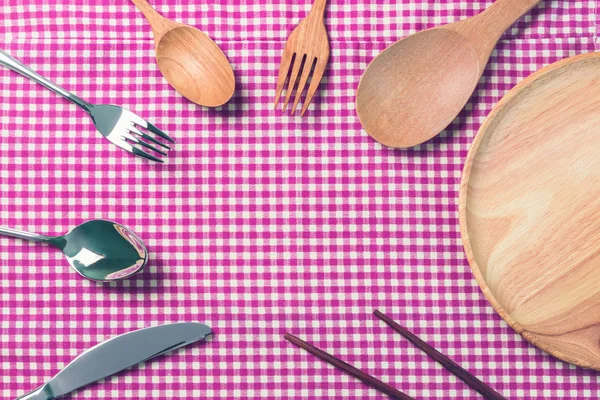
[
  {"left": 131, "top": 0, "right": 235, "bottom": 107},
  {"left": 356, "top": 0, "right": 541, "bottom": 148}
]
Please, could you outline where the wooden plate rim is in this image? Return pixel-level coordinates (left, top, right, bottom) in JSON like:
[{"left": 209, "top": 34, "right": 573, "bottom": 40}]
[{"left": 458, "top": 51, "right": 600, "bottom": 370}]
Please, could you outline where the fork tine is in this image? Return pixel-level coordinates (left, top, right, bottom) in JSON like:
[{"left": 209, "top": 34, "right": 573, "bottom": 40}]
[
  {"left": 125, "top": 111, "right": 174, "bottom": 143},
  {"left": 135, "top": 139, "right": 168, "bottom": 157},
  {"left": 283, "top": 54, "right": 306, "bottom": 111},
  {"left": 122, "top": 131, "right": 168, "bottom": 156},
  {"left": 274, "top": 50, "right": 295, "bottom": 109},
  {"left": 146, "top": 121, "right": 174, "bottom": 143},
  {"left": 291, "top": 57, "right": 317, "bottom": 115},
  {"left": 129, "top": 124, "right": 171, "bottom": 149},
  {"left": 301, "top": 59, "right": 327, "bottom": 116},
  {"left": 132, "top": 147, "right": 163, "bottom": 163}
]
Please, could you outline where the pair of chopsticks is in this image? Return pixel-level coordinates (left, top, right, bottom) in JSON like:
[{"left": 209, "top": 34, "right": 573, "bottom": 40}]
[{"left": 285, "top": 310, "right": 506, "bottom": 400}]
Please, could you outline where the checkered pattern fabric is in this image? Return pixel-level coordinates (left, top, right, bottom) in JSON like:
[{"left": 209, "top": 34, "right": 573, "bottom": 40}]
[{"left": 0, "top": 1, "right": 598, "bottom": 399}]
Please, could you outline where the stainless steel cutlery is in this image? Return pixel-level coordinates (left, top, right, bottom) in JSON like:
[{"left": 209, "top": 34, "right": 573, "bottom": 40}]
[
  {"left": 0, "top": 49, "right": 173, "bottom": 162},
  {"left": 0, "top": 220, "right": 148, "bottom": 282},
  {"left": 15, "top": 322, "right": 212, "bottom": 400}
]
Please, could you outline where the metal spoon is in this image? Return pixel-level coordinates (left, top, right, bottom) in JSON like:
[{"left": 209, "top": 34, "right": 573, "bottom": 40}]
[{"left": 0, "top": 220, "right": 148, "bottom": 282}]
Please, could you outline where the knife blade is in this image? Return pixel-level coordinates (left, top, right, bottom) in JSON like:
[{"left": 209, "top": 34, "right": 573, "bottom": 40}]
[{"left": 15, "top": 322, "right": 211, "bottom": 400}]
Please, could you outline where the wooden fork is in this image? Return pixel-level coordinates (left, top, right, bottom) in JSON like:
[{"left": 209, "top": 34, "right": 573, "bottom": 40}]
[{"left": 274, "top": 0, "right": 330, "bottom": 115}]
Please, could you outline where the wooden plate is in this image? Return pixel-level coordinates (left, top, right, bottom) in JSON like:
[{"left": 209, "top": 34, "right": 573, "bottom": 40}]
[{"left": 459, "top": 52, "right": 600, "bottom": 369}]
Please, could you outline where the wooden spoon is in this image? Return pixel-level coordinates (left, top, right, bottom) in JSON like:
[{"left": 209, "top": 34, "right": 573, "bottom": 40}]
[
  {"left": 356, "top": 0, "right": 541, "bottom": 148},
  {"left": 131, "top": 0, "right": 235, "bottom": 107}
]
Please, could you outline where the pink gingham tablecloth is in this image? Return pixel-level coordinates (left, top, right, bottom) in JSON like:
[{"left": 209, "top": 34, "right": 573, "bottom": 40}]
[{"left": 1, "top": 1, "right": 599, "bottom": 399}]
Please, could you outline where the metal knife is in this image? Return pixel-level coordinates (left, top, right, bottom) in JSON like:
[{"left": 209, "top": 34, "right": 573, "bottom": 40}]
[{"left": 15, "top": 322, "right": 212, "bottom": 400}]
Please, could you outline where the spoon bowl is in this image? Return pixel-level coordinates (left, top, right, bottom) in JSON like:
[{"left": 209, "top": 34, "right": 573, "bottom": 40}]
[
  {"left": 57, "top": 220, "right": 149, "bottom": 281},
  {"left": 132, "top": 0, "right": 235, "bottom": 107},
  {"left": 156, "top": 26, "right": 235, "bottom": 107},
  {"left": 0, "top": 220, "right": 148, "bottom": 282},
  {"left": 357, "top": 29, "right": 481, "bottom": 148}
]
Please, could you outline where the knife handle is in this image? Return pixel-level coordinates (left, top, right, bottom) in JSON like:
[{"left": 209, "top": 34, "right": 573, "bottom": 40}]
[{"left": 14, "top": 386, "right": 53, "bottom": 400}]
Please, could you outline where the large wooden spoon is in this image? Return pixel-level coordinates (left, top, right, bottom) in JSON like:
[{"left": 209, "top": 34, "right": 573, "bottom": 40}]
[
  {"left": 356, "top": 0, "right": 541, "bottom": 148},
  {"left": 131, "top": 0, "right": 235, "bottom": 107}
]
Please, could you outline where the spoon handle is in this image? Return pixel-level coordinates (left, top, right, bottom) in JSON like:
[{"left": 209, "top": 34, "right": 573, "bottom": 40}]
[
  {"left": 130, "top": 0, "right": 177, "bottom": 39},
  {"left": 480, "top": 0, "right": 542, "bottom": 34},
  {"left": 0, "top": 226, "right": 52, "bottom": 243},
  {"left": 310, "top": 0, "right": 327, "bottom": 17},
  {"left": 448, "top": 0, "right": 542, "bottom": 71}
]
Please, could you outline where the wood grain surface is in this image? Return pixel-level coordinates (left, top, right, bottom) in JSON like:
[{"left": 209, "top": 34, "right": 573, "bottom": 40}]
[
  {"left": 131, "top": 0, "right": 235, "bottom": 107},
  {"left": 459, "top": 52, "right": 600, "bottom": 370},
  {"left": 273, "top": 0, "right": 330, "bottom": 116},
  {"left": 356, "top": 0, "right": 541, "bottom": 149}
]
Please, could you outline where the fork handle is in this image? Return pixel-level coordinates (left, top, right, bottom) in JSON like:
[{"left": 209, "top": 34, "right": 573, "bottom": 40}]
[{"left": 0, "top": 49, "right": 93, "bottom": 113}]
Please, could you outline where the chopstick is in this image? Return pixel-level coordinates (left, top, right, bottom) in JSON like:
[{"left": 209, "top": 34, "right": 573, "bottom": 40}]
[
  {"left": 374, "top": 310, "right": 507, "bottom": 400},
  {"left": 284, "top": 333, "right": 415, "bottom": 400}
]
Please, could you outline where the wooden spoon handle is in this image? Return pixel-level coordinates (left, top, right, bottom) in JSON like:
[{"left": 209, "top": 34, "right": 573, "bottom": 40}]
[
  {"left": 480, "top": 0, "right": 542, "bottom": 35},
  {"left": 449, "top": 0, "right": 542, "bottom": 72},
  {"left": 130, "top": 0, "right": 176, "bottom": 39},
  {"left": 310, "top": 0, "right": 328, "bottom": 16}
]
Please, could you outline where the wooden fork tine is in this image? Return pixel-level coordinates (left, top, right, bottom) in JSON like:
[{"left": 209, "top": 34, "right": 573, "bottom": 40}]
[
  {"left": 283, "top": 54, "right": 305, "bottom": 111},
  {"left": 301, "top": 58, "right": 327, "bottom": 116},
  {"left": 291, "top": 57, "right": 316, "bottom": 114},
  {"left": 274, "top": 50, "right": 295, "bottom": 109}
]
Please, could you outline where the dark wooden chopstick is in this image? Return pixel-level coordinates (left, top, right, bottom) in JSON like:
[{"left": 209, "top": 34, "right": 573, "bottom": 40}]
[
  {"left": 374, "top": 310, "right": 507, "bottom": 400},
  {"left": 284, "top": 333, "right": 415, "bottom": 400}
]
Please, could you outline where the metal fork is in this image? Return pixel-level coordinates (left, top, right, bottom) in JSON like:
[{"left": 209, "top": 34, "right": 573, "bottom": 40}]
[
  {"left": 274, "top": 0, "right": 330, "bottom": 116},
  {"left": 0, "top": 49, "right": 173, "bottom": 163}
]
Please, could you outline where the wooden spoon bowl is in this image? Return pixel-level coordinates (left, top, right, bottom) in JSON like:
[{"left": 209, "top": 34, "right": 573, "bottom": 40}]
[
  {"left": 132, "top": 0, "right": 235, "bottom": 107},
  {"left": 357, "top": 29, "right": 481, "bottom": 148}
]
